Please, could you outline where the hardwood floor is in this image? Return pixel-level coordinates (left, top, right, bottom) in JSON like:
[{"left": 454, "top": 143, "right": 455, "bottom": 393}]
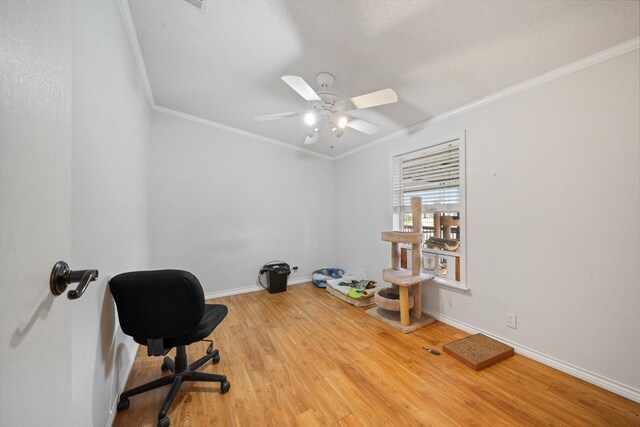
[{"left": 113, "top": 283, "right": 639, "bottom": 426}]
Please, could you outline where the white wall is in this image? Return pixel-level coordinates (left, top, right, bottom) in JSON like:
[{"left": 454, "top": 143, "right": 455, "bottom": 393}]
[
  {"left": 334, "top": 50, "right": 640, "bottom": 395},
  {"left": 71, "top": 0, "right": 151, "bottom": 426},
  {"left": 0, "top": 1, "right": 73, "bottom": 425},
  {"left": 149, "top": 111, "right": 335, "bottom": 295}
]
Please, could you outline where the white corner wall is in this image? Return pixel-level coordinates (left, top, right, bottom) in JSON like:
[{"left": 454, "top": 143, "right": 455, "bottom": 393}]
[
  {"left": 71, "top": 0, "right": 151, "bottom": 426},
  {"left": 334, "top": 49, "right": 640, "bottom": 398},
  {"left": 149, "top": 111, "right": 335, "bottom": 295}
]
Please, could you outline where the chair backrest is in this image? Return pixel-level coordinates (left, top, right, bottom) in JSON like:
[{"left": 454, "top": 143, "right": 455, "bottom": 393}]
[{"left": 109, "top": 270, "right": 205, "bottom": 340}]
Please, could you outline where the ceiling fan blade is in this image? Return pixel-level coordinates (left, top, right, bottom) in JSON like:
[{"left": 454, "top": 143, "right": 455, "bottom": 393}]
[
  {"left": 346, "top": 118, "right": 379, "bottom": 135},
  {"left": 304, "top": 132, "right": 319, "bottom": 145},
  {"left": 338, "top": 88, "right": 398, "bottom": 111},
  {"left": 281, "top": 75, "right": 322, "bottom": 102},
  {"left": 254, "top": 112, "right": 303, "bottom": 121}
]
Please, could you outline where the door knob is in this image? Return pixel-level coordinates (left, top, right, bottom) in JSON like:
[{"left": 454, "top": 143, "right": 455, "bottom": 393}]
[{"left": 50, "top": 261, "right": 99, "bottom": 300}]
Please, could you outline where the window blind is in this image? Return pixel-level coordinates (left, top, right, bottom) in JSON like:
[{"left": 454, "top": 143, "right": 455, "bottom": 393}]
[{"left": 393, "top": 140, "right": 461, "bottom": 213}]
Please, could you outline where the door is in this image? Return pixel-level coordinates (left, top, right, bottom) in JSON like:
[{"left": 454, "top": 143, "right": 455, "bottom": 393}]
[{"left": 0, "top": 1, "right": 73, "bottom": 425}]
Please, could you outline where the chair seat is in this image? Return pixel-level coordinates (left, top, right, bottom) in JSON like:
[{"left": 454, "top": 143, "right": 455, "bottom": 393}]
[{"left": 134, "top": 304, "right": 228, "bottom": 348}]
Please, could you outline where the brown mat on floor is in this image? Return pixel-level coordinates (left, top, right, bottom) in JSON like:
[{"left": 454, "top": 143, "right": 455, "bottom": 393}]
[{"left": 443, "top": 333, "right": 514, "bottom": 371}]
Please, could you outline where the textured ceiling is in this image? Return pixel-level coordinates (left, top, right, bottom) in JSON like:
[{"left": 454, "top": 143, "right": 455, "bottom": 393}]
[{"left": 128, "top": 0, "right": 639, "bottom": 157}]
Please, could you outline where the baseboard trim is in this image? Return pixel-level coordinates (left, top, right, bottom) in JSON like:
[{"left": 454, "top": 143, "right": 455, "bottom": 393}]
[
  {"left": 204, "top": 276, "right": 312, "bottom": 300},
  {"left": 106, "top": 343, "right": 140, "bottom": 427},
  {"left": 424, "top": 309, "right": 640, "bottom": 403},
  {"left": 103, "top": 298, "right": 637, "bottom": 427}
]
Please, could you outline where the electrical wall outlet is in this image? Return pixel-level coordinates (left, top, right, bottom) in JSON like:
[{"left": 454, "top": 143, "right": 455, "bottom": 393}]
[{"left": 505, "top": 312, "right": 517, "bottom": 329}]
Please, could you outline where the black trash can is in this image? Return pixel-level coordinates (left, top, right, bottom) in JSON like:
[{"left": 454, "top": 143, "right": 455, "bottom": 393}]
[{"left": 259, "top": 262, "right": 291, "bottom": 294}]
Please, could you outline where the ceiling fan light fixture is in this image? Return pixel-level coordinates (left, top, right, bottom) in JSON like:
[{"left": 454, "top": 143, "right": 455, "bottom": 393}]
[
  {"left": 304, "top": 112, "right": 316, "bottom": 126},
  {"left": 338, "top": 116, "right": 348, "bottom": 129}
]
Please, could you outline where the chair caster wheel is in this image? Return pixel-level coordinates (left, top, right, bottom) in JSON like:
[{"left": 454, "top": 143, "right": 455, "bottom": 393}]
[
  {"left": 212, "top": 353, "right": 220, "bottom": 364},
  {"left": 206, "top": 342, "right": 214, "bottom": 354},
  {"left": 158, "top": 416, "right": 170, "bottom": 427},
  {"left": 220, "top": 380, "right": 231, "bottom": 394},
  {"left": 117, "top": 398, "right": 130, "bottom": 411},
  {"left": 160, "top": 361, "right": 169, "bottom": 372}
]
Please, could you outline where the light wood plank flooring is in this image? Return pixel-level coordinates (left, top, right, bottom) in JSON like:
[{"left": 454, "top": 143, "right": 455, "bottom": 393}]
[{"left": 113, "top": 283, "right": 640, "bottom": 426}]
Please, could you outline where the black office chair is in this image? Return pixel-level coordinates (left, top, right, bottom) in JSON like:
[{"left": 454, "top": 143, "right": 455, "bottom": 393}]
[{"left": 110, "top": 270, "right": 230, "bottom": 427}]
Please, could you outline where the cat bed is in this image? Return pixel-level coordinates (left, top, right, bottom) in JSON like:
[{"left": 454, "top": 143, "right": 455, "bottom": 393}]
[
  {"left": 311, "top": 268, "right": 345, "bottom": 288},
  {"left": 325, "top": 276, "right": 379, "bottom": 307}
]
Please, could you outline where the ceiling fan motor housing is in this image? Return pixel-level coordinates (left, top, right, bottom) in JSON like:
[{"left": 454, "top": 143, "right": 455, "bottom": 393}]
[{"left": 316, "top": 72, "right": 334, "bottom": 88}]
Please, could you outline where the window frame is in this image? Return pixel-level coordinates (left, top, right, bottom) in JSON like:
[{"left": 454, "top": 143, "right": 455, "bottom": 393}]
[{"left": 390, "top": 131, "right": 468, "bottom": 291}]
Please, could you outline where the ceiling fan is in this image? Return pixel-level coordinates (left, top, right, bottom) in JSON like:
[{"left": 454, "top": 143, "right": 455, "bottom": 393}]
[{"left": 255, "top": 72, "right": 398, "bottom": 145}]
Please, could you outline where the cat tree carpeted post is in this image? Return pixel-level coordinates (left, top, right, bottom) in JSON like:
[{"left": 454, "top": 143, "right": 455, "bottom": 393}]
[{"left": 367, "top": 196, "right": 435, "bottom": 333}]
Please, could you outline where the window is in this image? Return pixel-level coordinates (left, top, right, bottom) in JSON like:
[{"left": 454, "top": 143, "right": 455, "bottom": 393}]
[{"left": 392, "top": 133, "right": 467, "bottom": 290}]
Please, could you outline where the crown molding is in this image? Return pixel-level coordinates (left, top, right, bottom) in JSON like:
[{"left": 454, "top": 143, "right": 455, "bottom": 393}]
[
  {"left": 153, "top": 106, "right": 333, "bottom": 160},
  {"left": 117, "top": 0, "right": 332, "bottom": 160},
  {"left": 116, "top": 0, "right": 155, "bottom": 106},
  {"left": 116, "top": 1, "right": 638, "bottom": 162},
  {"left": 335, "top": 36, "right": 640, "bottom": 160}
]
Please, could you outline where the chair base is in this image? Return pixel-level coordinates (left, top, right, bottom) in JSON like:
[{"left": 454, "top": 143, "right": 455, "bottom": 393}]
[{"left": 117, "top": 344, "right": 230, "bottom": 427}]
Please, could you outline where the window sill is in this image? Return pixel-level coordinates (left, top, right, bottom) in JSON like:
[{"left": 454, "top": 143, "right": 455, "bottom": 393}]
[{"left": 426, "top": 276, "right": 469, "bottom": 292}]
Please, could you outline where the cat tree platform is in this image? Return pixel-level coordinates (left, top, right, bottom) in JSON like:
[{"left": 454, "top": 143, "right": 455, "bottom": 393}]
[
  {"left": 366, "top": 269, "right": 435, "bottom": 333},
  {"left": 382, "top": 268, "right": 432, "bottom": 286}
]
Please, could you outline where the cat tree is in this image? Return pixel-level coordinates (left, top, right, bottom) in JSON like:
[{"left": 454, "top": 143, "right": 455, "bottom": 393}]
[{"left": 366, "top": 196, "right": 435, "bottom": 333}]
